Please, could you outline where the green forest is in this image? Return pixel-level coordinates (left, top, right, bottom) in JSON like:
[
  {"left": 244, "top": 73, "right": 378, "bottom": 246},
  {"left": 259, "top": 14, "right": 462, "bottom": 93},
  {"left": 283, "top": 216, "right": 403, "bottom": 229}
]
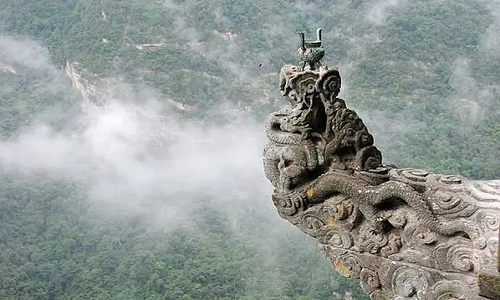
[{"left": 0, "top": 0, "right": 499, "bottom": 299}]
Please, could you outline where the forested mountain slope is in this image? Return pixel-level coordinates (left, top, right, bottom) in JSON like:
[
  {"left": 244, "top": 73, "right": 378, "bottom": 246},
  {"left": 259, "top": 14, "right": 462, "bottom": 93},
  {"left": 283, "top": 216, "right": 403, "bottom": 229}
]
[{"left": 0, "top": 0, "right": 499, "bottom": 299}]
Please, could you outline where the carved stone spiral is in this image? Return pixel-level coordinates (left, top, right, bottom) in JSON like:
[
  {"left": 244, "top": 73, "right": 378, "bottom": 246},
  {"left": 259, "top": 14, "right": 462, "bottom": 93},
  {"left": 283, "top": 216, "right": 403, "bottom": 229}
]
[
  {"left": 356, "top": 145, "right": 383, "bottom": 171},
  {"left": 476, "top": 211, "right": 499, "bottom": 232},
  {"left": 434, "top": 239, "right": 475, "bottom": 272},
  {"left": 389, "top": 265, "right": 431, "bottom": 298},
  {"left": 433, "top": 191, "right": 461, "bottom": 211},
  {"left": 439, "top": 175, "right": 463, "bottom": 184},
  {"left": 315, "top": 69, "right": 341, "bottom": 99},
  {"left": 388, "top": 168, "right": 429, "bottom": 192},
  {"left": 467, "top": 180, "right": 500, "bottom": 202},
  {"left": 429, "top": 191, "right": 478, "bottom": 219},
  {"left": 271, "top": 191, "right": 307, "bottom": 217},
  {"left": 320, "top": 229, "right": 353, "bottom": 249},
  {"left": 330, "top": 201, "right": 351, "bottom": 220},
  {"left": 322, "top": 199, "right": 360, "bottom": 230},
  {"left": 360, "top": 268, "right": 381, "bottom": 294},
  {"left": 448, "top": 248, "right": 474, "bottom": 272},
  {"left": 402, "top": 169, "right": 430, "bottom": 182},
  {"left": 379, "top": 235, "right": 402, "bottom": 257},
  {"left": 290, "top": 72, "right": 319, "bottom": 97},
  {"left": 359, "top": 230, "right": 389, "bottom": 255},
  {"left": 298, "top": 214, "right": 325, "bottom": 237},
  {"left": 425, "top": 280, "right": 472, "bottom": 300},
  {"left": 404, "top": 224, "right": 438, "bottom": 246},
  {"left": 333, "top": 253, "right": 363, "bottom": 279}
]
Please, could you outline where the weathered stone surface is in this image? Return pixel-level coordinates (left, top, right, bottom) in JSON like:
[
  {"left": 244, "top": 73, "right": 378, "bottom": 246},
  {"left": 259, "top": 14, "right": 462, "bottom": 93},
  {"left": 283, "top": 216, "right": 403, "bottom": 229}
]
[{"left": 263, "top": 40, "right": 500, "bottom": 299}]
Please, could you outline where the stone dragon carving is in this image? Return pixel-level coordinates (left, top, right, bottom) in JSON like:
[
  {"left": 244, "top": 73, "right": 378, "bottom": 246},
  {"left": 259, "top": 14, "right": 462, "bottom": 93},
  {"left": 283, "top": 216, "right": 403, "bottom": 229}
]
[{"left": 263, "top": 30, "right": 500, "bottom": 299}]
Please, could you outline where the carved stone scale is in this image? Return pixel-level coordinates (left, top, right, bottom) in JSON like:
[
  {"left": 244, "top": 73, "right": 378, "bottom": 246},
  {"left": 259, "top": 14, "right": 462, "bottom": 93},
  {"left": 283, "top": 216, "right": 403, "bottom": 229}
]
[{"left": 263, "top": 31, "right": 500, "bottom": 299}]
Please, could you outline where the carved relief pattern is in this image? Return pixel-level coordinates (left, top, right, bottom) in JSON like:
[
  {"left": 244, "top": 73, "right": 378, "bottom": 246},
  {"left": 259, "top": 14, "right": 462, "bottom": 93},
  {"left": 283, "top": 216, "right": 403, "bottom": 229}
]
[{"left": 264, "top": 62, "right": 500, "bottom": 299}]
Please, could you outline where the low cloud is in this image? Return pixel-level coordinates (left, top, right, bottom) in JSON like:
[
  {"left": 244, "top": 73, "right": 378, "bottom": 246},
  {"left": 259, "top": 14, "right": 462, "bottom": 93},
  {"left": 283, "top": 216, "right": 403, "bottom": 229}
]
[
  {"left": 2, "top": 95, "right": 272, "bottom": 227},
  {"left": 0, "top": 36, "right": 274, "bottom": 232},
  {"left": 366, "top": 0, "right": 407, "bottom": 25},
  {"left": 480, "top": 0, "right": 500, "bottom": 55},
  {"left": 447, "top": 58, "right": 494, "bottom": 125},
  {"left": 0, "top": 36, "right": 56, "bottom": 72}
]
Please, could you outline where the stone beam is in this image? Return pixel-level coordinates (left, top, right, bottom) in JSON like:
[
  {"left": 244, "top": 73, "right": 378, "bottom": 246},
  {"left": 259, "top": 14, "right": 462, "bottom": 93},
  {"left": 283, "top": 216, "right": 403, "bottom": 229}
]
[{"left": 263, "top": 40, "right": 500, "bottom": 299}]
